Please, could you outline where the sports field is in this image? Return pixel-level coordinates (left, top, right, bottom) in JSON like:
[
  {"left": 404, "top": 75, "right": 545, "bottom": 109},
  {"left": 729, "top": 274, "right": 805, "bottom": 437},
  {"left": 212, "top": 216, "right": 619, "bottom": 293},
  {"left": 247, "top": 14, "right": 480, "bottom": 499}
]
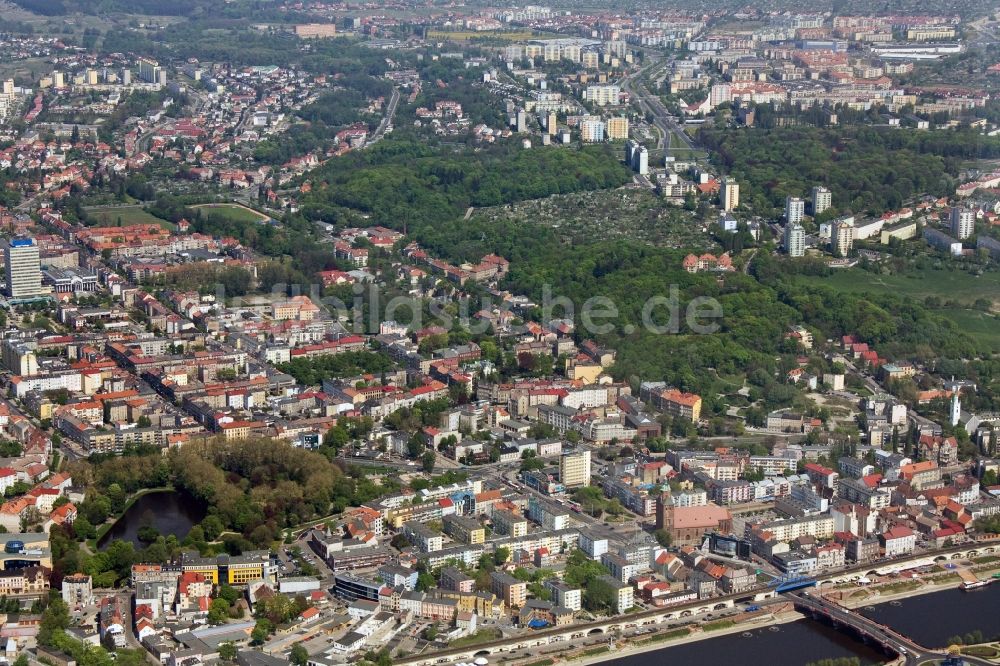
[
  {"left": 191, "top": 203, "right": 270, "bottom": 224},
  {"left": 84, "top": 206, "right": 175, "bottom": 229}
]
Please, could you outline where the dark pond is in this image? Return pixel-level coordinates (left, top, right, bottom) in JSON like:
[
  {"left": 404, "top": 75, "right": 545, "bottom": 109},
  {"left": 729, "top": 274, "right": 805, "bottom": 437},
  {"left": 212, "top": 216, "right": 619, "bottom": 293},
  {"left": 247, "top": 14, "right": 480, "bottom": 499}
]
[{"left": 98, "top": 490, "right": 206, "bottom": 549}]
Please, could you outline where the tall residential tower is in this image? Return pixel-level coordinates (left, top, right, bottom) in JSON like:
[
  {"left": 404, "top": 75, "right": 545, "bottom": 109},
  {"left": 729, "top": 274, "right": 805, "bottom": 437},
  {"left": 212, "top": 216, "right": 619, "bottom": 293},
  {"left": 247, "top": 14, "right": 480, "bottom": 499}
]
[{"left": 3, "top": 237, "right": 43, "bottom": 299}]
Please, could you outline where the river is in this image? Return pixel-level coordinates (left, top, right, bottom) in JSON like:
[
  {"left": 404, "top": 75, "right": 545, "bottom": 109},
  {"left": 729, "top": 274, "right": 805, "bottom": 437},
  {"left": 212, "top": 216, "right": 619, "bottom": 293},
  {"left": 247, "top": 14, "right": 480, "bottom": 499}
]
[
  {"left": 98, "top": 490, "right": 206, "bottom": 549},
  {"left": 606, "top": 619, "right": 887, "bottom": 666},
  {"left": 605, "top": 584, "right": 1000, "bottom": 666},
  {"left": 858, "top": 584, "right": 1000, "bottom": 649}
]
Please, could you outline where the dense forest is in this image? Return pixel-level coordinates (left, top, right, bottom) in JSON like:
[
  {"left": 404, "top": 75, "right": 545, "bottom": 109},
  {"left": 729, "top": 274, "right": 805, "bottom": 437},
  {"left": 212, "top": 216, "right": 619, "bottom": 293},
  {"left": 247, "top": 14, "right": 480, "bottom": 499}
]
[
  {"left": 253, "top": 74, "right": 393, "bottom": 165},
  {"left": 0, "top": 171, "right": 19, "bottom": 208},
  {"left": 11, "top": 0, "right": 204, "bottom": 14},
  {"left": 404, "top": 208, "right": 987, "bottom": 417},
  {"left": 50, "top": 438, "right": 391, "bottom": 588},
  {"left": 137, "top": 121, "right": 993, "bottom": 423},
  {"left": 699, "top": 125, "right": 958, "bottom": 217},
  {"left": 277, "top": 351, "right": 396, "bottom": 386},
  {"left": 298, "top": 139, "right": 633, "bottom": 227},
  {"left": 169, "top": 438, "right": 387, "bottom": 543},
  {"left": 98, "top": 20, "right": 394, "bottom": 73},
  {"left": 11, "top": 0, "right": 286, "bottom": 17}
]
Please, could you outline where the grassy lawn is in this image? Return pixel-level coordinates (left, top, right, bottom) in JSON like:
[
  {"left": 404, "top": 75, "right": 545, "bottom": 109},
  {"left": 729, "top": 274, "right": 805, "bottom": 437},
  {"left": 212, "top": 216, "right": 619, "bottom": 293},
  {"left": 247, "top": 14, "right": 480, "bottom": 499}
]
[
  {"left": 192, "top": 203, "right": 270, "bottom": 224},
  {"left": 961, "top": 645, "right": 1000, "bottom": 658},
  {"left": 634, "top": 627, "right": 691, "bottom": 644},
  {"left": 448, "top": 627, "right": 502, "bottom": 648},
  {"left": 793, "top": 267, "right": 1000, "bottom": 305},
  {"left": 794, "top": 268, "right": 1000, "bottom": 349},
  {"left": 937, "top": 308, "right": 1000, "bottom": 352},
  {"left": 876, "top": 580, "right": 922, "bottom": 594},
  {"left": 578, "top": 646, "right": 610, "bottom": 657},
  {"left": 84, "top": 206, "right": 176, "bottom": 230},
  {"left": 702, "top": 619, "right": 736, "bottom": 632}
]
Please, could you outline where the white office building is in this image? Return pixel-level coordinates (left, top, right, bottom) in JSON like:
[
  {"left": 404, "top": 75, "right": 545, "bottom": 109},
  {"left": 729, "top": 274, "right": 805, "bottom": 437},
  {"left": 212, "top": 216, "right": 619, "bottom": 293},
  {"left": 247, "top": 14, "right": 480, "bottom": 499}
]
[
  {"left": 831, "top": 217, "right": 855, "bottom": 256},
  {"left": 3, "top": 237, "right": 43, "bottom": 299},
  {"left": 950, "top": 206, "right": 974, "bottom": 240},
  {"left": 784, "top": 223, "right": 805, "bottom": 257},
  {"left": 137, "top": 58, "right": 162, "bottom": 84},
  {"left": 785, "top": 197, "right": 805, "bottom": 224},
  {"left": 515, "top": 109, "right": 527, "bottom": 133},
  {"left": 583, "top": 85, "right": 620, "bottom": 106},
  {"left": 633, "top": 146, "right": 648, "bottom": 175},
  {"left": 709, "top": 83, "right": 731, "bottom": 107},
  {"left": 811, "top": 186, "right": 832, "bottom": 215},
  {"left": 721, "top": 177, "right": 739, "bottom": 211},
  {"left": 580, "top": 118, "right": 605, "bottom": 142}
]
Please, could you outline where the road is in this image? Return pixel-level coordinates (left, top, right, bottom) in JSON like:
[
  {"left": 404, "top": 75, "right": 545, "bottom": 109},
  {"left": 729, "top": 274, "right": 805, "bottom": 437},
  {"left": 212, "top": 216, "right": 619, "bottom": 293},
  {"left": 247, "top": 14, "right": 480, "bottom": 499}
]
[
  {"left": 14, "top": 191, "right": 43, "bottom": 213},
  {"left": 336, "top": 455, "right": 419, "bottom": 471},
  {"left": 621, "top": 59, "right": 698, "bottom": 154},
  {"left": 368, "top": 87, "right": 400, "bottom": 146},
  {"left": 839, "top": 355, "right": 883, "bottom": 395},
  {"left": 969, "top": 17, "right": 1000, "bottom": 46},
  {"left": 490, "top": 466, "right": 647, "bottom": 545},
  {"left": 117, "top": 590, "right": 146, "bottom": 651},
  {"left": 393, "top": 542, "right": 996, "bottom": 666},
  {"left": 335, "top": 451, "right": 462, "bottom": 473}
]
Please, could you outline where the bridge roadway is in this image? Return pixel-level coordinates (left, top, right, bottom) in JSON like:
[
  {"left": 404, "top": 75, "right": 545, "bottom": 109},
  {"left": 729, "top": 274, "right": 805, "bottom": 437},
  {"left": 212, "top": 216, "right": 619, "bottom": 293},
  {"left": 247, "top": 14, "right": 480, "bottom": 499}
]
[
  {"left": 790, "top": 590, "right": 994, "bottom": 666},
  {"left": 790, "top": 591, "right": 926, "bottom": 663},
  {"left": 395, "top": 541, "right": 1000, "bottom": 666}
]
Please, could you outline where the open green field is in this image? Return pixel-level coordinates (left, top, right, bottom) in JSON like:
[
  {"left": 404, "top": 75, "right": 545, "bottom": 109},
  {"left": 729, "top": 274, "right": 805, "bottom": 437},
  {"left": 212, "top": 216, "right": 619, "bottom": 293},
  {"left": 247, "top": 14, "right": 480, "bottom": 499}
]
[
  {"left": 794, "top": 267, "right": 1000, "bottom": 305},
  {"left": 0, "top": 56, "right": 54, "bottom": 83},
  {"left": 192, "top": 203, "right": 270, "bottom": 224},
  {"left": 938, "top": 308, "right": 1000, "bottom": 353},
  {"left": 425, "top": 29, "right": 558, "bottom": 41},
  {"left": 83, "top": 206, "right": 175, "bottom": 229},
  {"left": 960, "top": 645, "right": 1000, "bottom": 659},
  {"left": 447, "top": 627, "right": 502, "bottom": 648},
  {"left": 795, "top": 267, "right": 1000, "bottom": 351}
]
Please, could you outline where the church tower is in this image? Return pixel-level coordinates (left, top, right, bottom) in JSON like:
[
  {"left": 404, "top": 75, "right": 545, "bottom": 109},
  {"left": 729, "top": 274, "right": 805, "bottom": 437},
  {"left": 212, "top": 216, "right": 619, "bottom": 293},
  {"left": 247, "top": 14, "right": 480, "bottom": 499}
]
[
  {"left": 655, "top": 493, "right": 674, "bottom": 531},
  {"left": 951, "top": 387, "right": 961, "bottom": 427}
]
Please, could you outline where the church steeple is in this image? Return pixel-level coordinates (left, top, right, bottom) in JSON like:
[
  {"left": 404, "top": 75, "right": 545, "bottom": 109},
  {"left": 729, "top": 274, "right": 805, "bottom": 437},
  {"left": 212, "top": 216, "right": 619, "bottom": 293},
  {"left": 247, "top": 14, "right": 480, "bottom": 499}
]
[{"left": 950, "top": 378, "right": 961, "bottom": 427}]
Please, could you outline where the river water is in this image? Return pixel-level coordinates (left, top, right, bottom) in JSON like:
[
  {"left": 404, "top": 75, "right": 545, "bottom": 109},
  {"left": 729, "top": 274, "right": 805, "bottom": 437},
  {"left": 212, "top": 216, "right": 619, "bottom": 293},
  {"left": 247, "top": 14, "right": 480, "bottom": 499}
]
[
  {"left": 607, "top": 619, "right": 887, "bottom": 666},
  {"left": 858, "top": 585, "right": 1000, "bottom": 649},
  {"left": 606, "top": 584, "right": 1000, "bottom": 666}
]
